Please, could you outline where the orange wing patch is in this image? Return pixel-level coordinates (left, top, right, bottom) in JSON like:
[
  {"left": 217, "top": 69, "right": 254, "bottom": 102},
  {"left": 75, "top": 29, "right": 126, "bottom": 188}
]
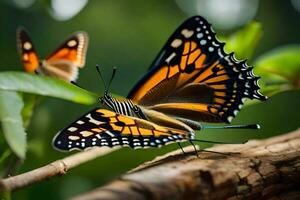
[
  {"left": 129, "top": 41, "right": 209, "bottom": 105},
  {"left": 149, "top": 102, "right": 223, "bottom": 123},
  {"left": 22, "top": 52, "right": 39, "bottom": 73},
  {"left": 53, "top": 108, "right": 191, "bottom": 151}
]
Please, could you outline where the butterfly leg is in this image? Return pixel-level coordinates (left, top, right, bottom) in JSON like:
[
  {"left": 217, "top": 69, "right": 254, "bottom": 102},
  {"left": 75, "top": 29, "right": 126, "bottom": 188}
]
[
  {"left": 189, "top": 140, "right": 199, "bottom": 157},
  {"left": 177, "top": 142, "right": 199, "bottom": 157},
  {"left": 190, "top": 139, "right": 240, "bottom": 156},
  {"left": 177, "top": 142, "right": 186, "bottom": 154}
]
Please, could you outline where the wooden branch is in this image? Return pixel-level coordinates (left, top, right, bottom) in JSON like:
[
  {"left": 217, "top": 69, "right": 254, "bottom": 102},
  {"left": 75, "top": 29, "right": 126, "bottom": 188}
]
[
  {"left": 0, "top": 147, "right": 120, "bottom": 192},
  {"left": 71, "top": 129, "right": 300, "bottom": 200}
]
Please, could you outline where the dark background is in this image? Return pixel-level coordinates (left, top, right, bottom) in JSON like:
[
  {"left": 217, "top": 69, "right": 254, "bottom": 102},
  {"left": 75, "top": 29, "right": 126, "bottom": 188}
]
[{"left": 0, "top": 0, "right": 300, "bottom": 199}]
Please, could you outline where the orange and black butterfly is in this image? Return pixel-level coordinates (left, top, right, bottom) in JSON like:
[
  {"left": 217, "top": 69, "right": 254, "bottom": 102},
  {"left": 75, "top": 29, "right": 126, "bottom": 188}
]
[
  {"left": 16, "top": 27, "right": 89, "bottom": 82},
  {"left": 53, "top": 16, "right": 267, "bottom": 151}
]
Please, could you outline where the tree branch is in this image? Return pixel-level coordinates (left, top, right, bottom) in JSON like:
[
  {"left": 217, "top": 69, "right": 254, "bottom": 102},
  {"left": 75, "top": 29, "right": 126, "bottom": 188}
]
[
  {"left": 70, "top": 129, "right": 300, "bottom": 200},
  {"left": 0, "top": 147, "right": 120, "bottom": 192}
]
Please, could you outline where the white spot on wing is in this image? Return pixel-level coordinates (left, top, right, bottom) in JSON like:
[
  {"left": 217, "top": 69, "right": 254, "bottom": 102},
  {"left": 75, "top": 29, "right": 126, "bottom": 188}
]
[
  {"left": 67, "top": 40, "right": 77, "bottom": 47},
  {"left": 171, "top": 39, "right": 182, "bottom": 48},
  {"left": 96, "top": 134, "right": 102, "bottom": 139},
  {"left": 227, "top": 116, "right": 233, "bottom": 122},
  {"left": 181, "top": 29, "right": 194, "bottom": 38},
  {"left": 68, "top": 127, "right": 78, "bottom": 132},
  {"left": 105, "top": 131, "right": 115, "bottom": 137},
  {"left": 197, "top": 33, "right": 203, "bottom": 38},
  {"left": 77, "top": 120, "right": 84, "bottom": 124},
  {"left": 200, "top": 40, "right": 207, "bottom": 45},
  {"left": 233, "top": 110, "right": 239, "bottom": 116},
  {"left": 23, "top": 42, "right": 32, "bottom": 50},
  {"left": 68, "top": 135, "right": 80, "bottom": 140},
  {"left": 86, "top": 114, "right": 103, "bottom": 125},
  {"left": 165, "top": 52, "right": 176, "bottom": 64}
]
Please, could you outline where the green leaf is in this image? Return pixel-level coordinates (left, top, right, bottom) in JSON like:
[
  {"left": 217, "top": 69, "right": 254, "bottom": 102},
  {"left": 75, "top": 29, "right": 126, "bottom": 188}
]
[
  {"left": 0, "top": 91, "right": 26, "bottom": 159},
  {"left": 0, "top": 72, "right": 98, "bottom": 105},
  {"left": 21, "top": 94, "right": 38, "bottom": 129},
  {"left": 222, "top": 21, "right": 263, "bottom": 60},
  {"left": 254, "top": 45, "right": 300, "bottom": 96}
]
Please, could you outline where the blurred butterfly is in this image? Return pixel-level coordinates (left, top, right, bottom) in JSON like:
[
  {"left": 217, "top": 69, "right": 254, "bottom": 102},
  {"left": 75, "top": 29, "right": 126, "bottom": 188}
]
[
  {"left": 16, "top": 27, "right": 89, "bottom": 82},
  {"left": 53, "top": 16, "right": 267, "bottom": 151}
]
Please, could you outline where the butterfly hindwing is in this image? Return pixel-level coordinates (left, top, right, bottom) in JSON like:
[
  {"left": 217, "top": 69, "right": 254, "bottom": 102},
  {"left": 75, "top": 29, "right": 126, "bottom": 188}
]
[
  {"left": 53, "top": 108, "right": 191, "bottom": 151},
  {"left": 16, "top": 27, "right": 40, "bottom": 73},
  {"left": 128, "top": 16, "right": 266, "bottom": 123}
]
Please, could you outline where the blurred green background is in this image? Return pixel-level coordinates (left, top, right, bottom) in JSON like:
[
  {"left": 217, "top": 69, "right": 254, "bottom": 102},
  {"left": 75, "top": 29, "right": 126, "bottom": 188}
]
[{"left": 0, "top": 0, "right": 300, "bottom": 199}]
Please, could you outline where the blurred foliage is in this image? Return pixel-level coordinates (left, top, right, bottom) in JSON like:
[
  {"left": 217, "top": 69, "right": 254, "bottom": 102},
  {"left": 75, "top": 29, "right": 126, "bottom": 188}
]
[
  {"left": 221, "top": 21, "right": 263, "bottom": 60},
  {"left": 0, "top": 0, "right": 299, "bottom": 199},
  {"left": 254, "top": 45, "right": 300, "bottom": 96}
]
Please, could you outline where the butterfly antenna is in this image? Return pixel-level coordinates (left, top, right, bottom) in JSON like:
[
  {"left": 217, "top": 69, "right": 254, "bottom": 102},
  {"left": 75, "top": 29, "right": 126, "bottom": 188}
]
[
  {"left": 202, "top": 124, "right": 260, "bottom": 130},
  {"left": 107, "top": 67, "right": 117, "bottom": 92},
  {"left": 96, "top": 64, "right": 107, "bottom": 92},
  {"left": 191, "top": 139, "right": 248, "bottom": 144}
]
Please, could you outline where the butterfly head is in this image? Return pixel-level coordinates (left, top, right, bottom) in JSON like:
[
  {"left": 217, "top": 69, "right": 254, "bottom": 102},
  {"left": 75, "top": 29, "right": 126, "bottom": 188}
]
[
  {"left": 99, "top": 92, "right": 113, "bottom": 108},
  {"left": 96, "top": 65, "right": 117, "bottom": 108}
]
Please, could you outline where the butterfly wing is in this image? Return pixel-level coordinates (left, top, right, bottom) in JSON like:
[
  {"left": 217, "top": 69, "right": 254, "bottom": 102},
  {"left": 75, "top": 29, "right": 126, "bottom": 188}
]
[
  {"left": 16, "top": 27, "right": 40, "bottom": 73},
  {"left": 45, "top": 31, "right": 88, "bottom": 67},
  {"left": 128, "top": 16, "right": 266, "bottom": 123},
  {"left": 43, "top": 31, "right": 89, "bottom": 82},
  {"left": 53, "top": 108, "right": 191, "bottom": 151}
]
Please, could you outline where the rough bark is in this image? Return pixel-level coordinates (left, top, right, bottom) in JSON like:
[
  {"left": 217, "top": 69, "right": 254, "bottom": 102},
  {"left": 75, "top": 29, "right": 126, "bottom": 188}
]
[{"left": 71, "top": 129, "right": 300, "bottom": 200}]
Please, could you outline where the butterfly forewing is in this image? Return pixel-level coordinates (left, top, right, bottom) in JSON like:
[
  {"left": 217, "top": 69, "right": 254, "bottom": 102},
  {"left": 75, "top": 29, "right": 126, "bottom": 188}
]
[
  {"left": 53, "top": 108, "right": 191, "bottom": 151},
  {"left": 128, "top": 16, "right": 266, "bottom": 123},
  {"left": 16, "top": 28, "right": 40, "bottom": 73},
  {"left": 45, "top": 31, "right": 89, "bottom": 68}
]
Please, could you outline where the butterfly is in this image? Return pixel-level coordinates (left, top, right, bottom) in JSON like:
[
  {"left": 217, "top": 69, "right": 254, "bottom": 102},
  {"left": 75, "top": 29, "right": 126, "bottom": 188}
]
[
  {"left": 16, "top": 27, "right": 89, "bottom": 82},
  {"left": 53, "top": 16, "right": 267, "bottom": 151}
]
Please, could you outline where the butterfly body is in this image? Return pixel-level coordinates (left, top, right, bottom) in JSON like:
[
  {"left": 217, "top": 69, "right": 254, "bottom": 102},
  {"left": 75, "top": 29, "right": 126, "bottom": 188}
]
[
  {"left": 53, "top": 16, "right": 266, "bottom": 151},
  {"left": 100, "top": 94, "right": 196, "bottom": 133},
  {"left": 17, "top": 28, "right": 89, "bottom": 82}
]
